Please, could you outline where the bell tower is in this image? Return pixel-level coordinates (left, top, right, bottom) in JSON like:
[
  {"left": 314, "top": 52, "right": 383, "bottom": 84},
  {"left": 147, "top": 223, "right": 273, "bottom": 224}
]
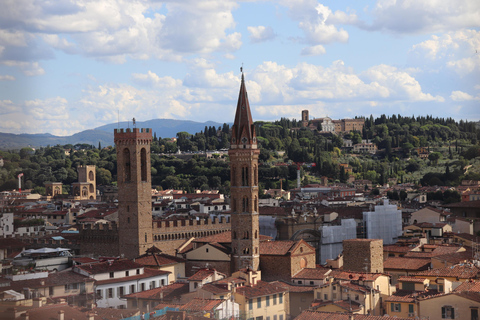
[
  {"left": 115, "top": 127, "right": 153, "bottom": 259},
  {"left": 229, "top": 72, "right": 260, "bottom": 272}
]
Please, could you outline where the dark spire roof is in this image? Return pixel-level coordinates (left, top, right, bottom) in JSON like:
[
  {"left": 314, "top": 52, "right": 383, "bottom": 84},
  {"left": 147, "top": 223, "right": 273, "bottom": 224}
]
[{"left": 231, "top": 72, "right": 256, "bottom": 147}]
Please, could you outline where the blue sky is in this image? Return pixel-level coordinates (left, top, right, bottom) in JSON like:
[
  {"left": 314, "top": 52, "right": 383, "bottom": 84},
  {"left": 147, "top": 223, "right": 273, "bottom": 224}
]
[{"left": 0, "top": 0, "right": 479, "bottom": 136}]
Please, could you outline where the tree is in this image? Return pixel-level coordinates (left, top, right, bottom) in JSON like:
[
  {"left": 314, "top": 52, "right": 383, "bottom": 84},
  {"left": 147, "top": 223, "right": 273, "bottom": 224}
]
[{"left": 428, "top": 152, "right": 441, "bottom": 165}]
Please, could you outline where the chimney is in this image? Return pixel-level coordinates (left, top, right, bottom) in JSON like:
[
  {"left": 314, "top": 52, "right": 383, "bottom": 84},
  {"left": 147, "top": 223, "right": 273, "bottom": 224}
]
[
  {"left": 33, "top": 297, "right": 43, "bottom": 308},
  {"left": 87, "top": 313, "right": 95, "bottom": 320},
  {"left": 58, "top": 310, "right": 64, "bottom": 320}
]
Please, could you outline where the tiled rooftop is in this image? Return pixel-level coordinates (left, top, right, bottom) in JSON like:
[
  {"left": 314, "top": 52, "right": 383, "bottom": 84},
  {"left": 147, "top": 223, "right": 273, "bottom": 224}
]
[
  {"left": 259, "top": 240, "right": 296, "bottom": 255},
  {"left": 124, "top": 282, "right": 189, "bottom": 301},
  {"left": 412, "top": 263, "right": 480, "bottom": 279},
  {"left": 293, "top": 310, "right": 413, "bottom": 320},
  {"left": 383, "top": 257, "right": 431, "bottom": 271},
  {"left": 135, "top": 253, "right": 186, "bottom": 267},
  {"left": 180, "top": 298, "right": 224, "bottom": 312},
  {"left": 76, "top": 259, "right": 144, "bottom": 274},
  {"left": 329, "top": 270, "right": 382, "bottom": 281},
  {"left": 235, "top": 280, "right": 287, "bottom": 299},
  {"left": 292, "top": 267, "right": 331, "bottom": 279},
  {"left": 95, "top": 268, "right": 169, "bottom": 286}
]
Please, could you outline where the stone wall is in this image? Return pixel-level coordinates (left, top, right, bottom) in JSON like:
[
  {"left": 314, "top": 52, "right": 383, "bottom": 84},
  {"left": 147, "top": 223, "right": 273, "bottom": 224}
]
[{"left": 343, "top": 239, "right": 384, "bottom": 273}]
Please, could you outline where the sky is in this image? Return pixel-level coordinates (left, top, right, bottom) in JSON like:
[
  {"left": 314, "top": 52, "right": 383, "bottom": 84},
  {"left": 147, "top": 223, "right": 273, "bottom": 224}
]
[{"left": 0, "top": 0, "right": 479, "bottom": 136}]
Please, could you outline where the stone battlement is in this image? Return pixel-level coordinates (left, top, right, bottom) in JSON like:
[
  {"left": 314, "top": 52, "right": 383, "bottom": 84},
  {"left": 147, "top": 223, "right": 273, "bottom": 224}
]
[
  {"left": 80, "top": 222, "right": 118, "bottom": 231},
  {"left": 153, "top": 216, "right": 230, "bottom": 231}
]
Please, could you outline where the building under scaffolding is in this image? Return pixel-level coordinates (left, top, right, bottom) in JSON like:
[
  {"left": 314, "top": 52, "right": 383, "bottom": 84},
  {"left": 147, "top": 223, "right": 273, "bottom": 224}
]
[{"left": 363, "top": 199, "right": 402, "bottom": 245}]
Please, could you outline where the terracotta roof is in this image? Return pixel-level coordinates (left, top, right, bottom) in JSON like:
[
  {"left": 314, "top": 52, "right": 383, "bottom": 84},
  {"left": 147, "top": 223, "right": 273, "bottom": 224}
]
[
  {"left": 270, "top": 280, "right": 315, "bottom": 293},
  {"left": 444, "top": 200, "right": 480, "bottom": 208},
  {"left": 329, "top": 270, "right": 383, "bottom": 281},
  {"left": 194, "top": 230, "right": 271, "bottom": 244},
  {"left": 188, "top": 268, "right": 223, "bottom": 281},
  {"left": 418, "top": 291, "right": 480, "bottom": 303},
  {"left": 235, "top": 280, "right": 287, "bottom": 299},
  {"left": 312, "top": 299, "right": 362, "bottom": 312},
  {"left": 398, "top": 276, "right": 427, "bottom": 283},
  {"left": 199, "top": 283, "right": 230, "bottom": 295},
  {"left": 383, "top": 244, "right": 415, "bottom": 253},
  {"left": 412, "top": 263, "right": 480, "bottom": 279},
  {"left": 292, "top": 267, "right": 331, "bottom": 280},
  {"left": 293, "top": 310, "right": 413, "bottom": 320},
  {"left": 95, "top": 268, "right": 169, "bottom": 286},
  {"left": 2, "top": 269, "right": 94, "bottom": 294},
  {"left": 135, "top": 253, "right": 186, "bottom": 267},
  {"left": 12, "top": 304, "right": 103, "bottom": 320},
  {"left": 180, "top": 298, "right": 224, "bottom": 313},
  {"left": 338, "top": 280, "right": 373, "bottom": 294},
  {"left": 404, "top": 245, "right": 462, "bottom": 258},
  {"left": 454, "top": 279, "right": 480, "bottom": 292},
  {"left": 75, "top": 259, "right": 143, "bottom": 274},
  {"left": 432, "top": 248, "right": 473, "bottom": 265},
  {"left": 385, "top": 289, "right": 439, "bottom": 303},
  {"left": 124, "top": 282, "right": 189, "bottom": 301},
  {"left": 383, "top": 257, "right": 431, "bottom": 271},
  {"left": 0, "top": 238, "right": 26, "bottom": 249},
  {"left": 260, "top": 240, "right": 296, "bottom": 255},
  {"left": 72, "top": 257, "right": 98, "bottom": 264}
]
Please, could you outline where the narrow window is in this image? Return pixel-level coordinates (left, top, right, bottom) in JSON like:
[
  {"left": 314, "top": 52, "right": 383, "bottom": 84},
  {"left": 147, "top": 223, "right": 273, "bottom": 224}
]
[
  {"left": 123, "top": 148, "right": 131, "bottom": 182},
  {"left": 141, "top": 148, "right": 147, "bottom": 181}
]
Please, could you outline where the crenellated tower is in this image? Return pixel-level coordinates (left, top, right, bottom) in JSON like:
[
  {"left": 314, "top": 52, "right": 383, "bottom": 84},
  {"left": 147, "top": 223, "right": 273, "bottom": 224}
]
[
  {"left": 229, "top": 72, "right": 260, "bottom": 272},
  {"left": 115, "top": 127, "right": 153, "bottom": 259}
]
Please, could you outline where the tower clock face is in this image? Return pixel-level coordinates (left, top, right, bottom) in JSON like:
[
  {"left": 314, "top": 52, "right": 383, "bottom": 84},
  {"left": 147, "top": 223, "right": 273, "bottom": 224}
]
[{"left": 241, "top": 137, "right": 248, "bottom": 144}]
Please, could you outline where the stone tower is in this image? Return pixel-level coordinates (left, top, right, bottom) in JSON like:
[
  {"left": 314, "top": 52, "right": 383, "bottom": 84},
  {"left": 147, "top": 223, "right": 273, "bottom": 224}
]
[
  {"left": 343, "top": 239, "right": 384, "bottom": 273},
  {"left": 115, "top": 128, "right": 153, "bottom": 259},
  {"left": 229, "top": 73, "right": 261, "bottom": 272},
  {"left": 301, "top": 110, "right": 309, "bottom": 127},
  {"left": 78, "top": 165, "right": 96, "bottom": 200}
]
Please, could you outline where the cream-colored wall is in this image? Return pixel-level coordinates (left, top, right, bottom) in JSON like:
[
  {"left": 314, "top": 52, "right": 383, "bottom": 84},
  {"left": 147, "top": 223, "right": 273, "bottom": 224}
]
[
  {"left": 159, "top": 262, "right": 185, "bottom": 283},
  {"left": 410, "top": 208, "right": 442, "bottom": 224},
  {"left": 451, "top": 218, "right": 473, "bottom": 234},
  {"left": 419, "top": 294, "right": 480, "bottom": 320},
  {"left": 186, "top": 244, "right": 230, "bottom": 261},
  {"left": 235, "top": 292, "right": 287, "bottom": 320},
  {"left": 387, "top": 301, "right": 417, "bottom": 318}
]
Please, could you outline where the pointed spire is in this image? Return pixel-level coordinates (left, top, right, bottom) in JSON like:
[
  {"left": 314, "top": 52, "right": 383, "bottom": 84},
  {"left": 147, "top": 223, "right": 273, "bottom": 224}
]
[{"left": 231, "top": 71, "right": 256, "bottom": 148}]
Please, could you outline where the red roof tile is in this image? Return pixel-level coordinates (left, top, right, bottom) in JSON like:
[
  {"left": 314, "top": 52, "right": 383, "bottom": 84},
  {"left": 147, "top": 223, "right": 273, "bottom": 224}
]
[
  {"left": 383, "top": 257, "right": 431, "bottom": 271},
  {"left": 412, "top": 263, "right": 480, "bottom": 279},
  {"left": 292, "top": 267, "right": 331, "bottom": 280},
  {"left": 75, "top": 259, "right": 143, "bottom": 274},
  {"left": 236, "top": 280, "right": 287, "bottom": 299},
  {"left": 260, "top": 240, "right": 296, "bottom": 255},
  {"left": 124, "top": 282, "right": 189, "bottom": 301},
  {"left": 180, "top": 298, "right": 223, "bottom": 313}
]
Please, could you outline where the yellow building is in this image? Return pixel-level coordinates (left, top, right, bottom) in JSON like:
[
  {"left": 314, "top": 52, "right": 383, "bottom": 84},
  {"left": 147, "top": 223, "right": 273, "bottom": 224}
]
[
  {"left": 418, "top": 292, "right": 480, "bottom": 320},
  {"left": 233, "top": 269, "right": 288, "bottom": 320}
]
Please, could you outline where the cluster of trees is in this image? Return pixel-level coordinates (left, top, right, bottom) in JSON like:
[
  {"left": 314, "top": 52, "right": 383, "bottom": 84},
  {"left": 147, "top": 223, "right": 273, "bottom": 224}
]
[{"left": 0, "top": 115, "right": 478, "bottom": 198}]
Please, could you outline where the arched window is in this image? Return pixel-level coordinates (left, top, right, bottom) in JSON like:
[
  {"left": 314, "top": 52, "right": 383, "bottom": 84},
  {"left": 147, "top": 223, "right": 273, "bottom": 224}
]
[
  {"left": 242, "top": 166, "right": 249, "bottom": 186},
  {"left": 123, "top": 148, "right": 131, "bottom": 182},
  {"left": 232, "top": 166, "right": 236, "bottom": 186},
  {"left": 254, "top": 196, "right": 258, "bottom": 213},
  {"left": 233, "top": 231, "right": 237, "bottom": 239},
  {"left": 141, "top": 148, "right": 147, "bottom": 182},
  {"left": 242, "top": 197, "right": 248, "bottom": 212},
  {"left": 254, "top": 165, "right": 258, "bottom": 185},
  {"left": 255, "top": 230, "right": 258, "bottom": 239},
  {"left": 89, "top": 170, "right": 94, "bottom": 181}
]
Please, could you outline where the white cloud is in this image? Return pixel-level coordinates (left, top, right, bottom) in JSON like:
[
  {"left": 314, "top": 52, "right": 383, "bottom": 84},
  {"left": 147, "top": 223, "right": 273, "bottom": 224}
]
[
  {"left": 0, "top": 75, "right": 15, "bottom": 81},
  {"left": 301, "top": 45, "right": 326, "bottom": 56},
  {"left": 368, "top": 0, "right": 480, "bottom": 34},
  {"left": 1, "top": 61, "right": 45, "bottom": 76},
  {"left": 0, "top": 0, "right": 242, "bottom": 69},
  {"left": 132, "top": 71, "right": 182, "bottom": 88},
  {"left": 281, "top": 0, "right": 353, "bottom": 46},
  {"left": 450, "top": 90, "right": 479, "bottom": 101},
  {"left": 410, "top": 29, "right": 480, "bottom": 76},
  {"left": 248, "top": 26, "right": 276, "bottom": 43}
]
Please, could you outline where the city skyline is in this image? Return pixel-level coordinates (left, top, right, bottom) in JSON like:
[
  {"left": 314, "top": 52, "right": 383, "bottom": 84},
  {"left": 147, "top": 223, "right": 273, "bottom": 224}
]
[{"left": 0, "top": 0, "right": 479, "bottom": 136}]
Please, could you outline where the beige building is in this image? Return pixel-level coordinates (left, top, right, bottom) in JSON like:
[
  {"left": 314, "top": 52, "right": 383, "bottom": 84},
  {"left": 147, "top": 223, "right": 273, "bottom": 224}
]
[{"left": 418, "top": 292, "right": 480, "bottom": 320}]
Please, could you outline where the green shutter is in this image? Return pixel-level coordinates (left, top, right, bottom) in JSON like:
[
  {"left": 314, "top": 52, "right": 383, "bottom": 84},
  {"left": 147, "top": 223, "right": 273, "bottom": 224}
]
[{"left": 391, "top": 303, "right": 394, "bottom": 312}]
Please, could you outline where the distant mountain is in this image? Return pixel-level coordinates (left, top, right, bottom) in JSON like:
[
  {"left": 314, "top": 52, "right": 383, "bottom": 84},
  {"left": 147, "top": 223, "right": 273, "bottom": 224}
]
[
  {"left": 0, "top": 119, "right": 227, "bottom": 150},
  {"left": 95, "top": 119, "right": 227, "bottom": 140}
]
